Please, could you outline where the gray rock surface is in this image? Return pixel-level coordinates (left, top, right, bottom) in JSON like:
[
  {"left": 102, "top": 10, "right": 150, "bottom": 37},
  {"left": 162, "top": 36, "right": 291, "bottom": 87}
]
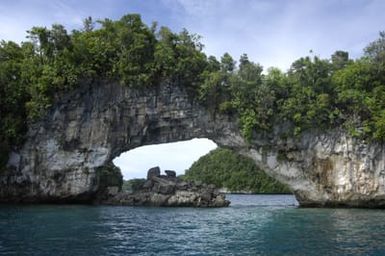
[
  {"left": 103, "top": 168, "right": 230, "bottom": 207},
  {"left": 0, "top": 80, "right": 237, "bottom": 203},
  {"left": 165, "top": 170, "right": 176, "bottom": 178},
  {"left": 1, "top": 80, "right": 384, "bottom": 207},
  {"left": 147, "top": 167, "right": 161, "bottom": 180},
  {"left": 244, "top": 129, "right": 385, "bottom": 207}
]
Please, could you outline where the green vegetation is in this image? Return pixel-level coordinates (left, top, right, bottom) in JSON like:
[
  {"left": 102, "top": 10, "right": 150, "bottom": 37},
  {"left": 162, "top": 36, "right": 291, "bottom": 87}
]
[
  {"left": 184, "top": 148, "right": 291, "bottom": 193},
  {"left": 0, "top": 14, "right": 207, "bottom": 168},
  {"left": 199, "top": 41, "right": 385, "bottom": 142},
  {"left": 1, "top": 13, "right": 385, "bottom": 170},
  {"left": 122, "top": 178, "right": 146, "bottom": 192},
  {"left": 96, "top": 163, "right": 123, "bottom": 190}
]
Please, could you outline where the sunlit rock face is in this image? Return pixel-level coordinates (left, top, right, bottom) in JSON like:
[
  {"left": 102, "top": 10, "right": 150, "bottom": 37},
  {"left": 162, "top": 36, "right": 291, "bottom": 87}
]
[{"left": 1, "top": 80, "right": 384, "bottom": 207}]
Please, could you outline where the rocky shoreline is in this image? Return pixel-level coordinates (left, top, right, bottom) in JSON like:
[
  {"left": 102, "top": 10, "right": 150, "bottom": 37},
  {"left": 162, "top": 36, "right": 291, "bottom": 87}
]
[{"left": 101, "top": 167, "right": 230, "bottom": 207}]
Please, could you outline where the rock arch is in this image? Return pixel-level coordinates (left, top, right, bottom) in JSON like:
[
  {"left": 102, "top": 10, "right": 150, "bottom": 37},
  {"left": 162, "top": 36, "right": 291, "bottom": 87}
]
[
  {"left": 1, "top": 81, "right": 385, "bottom": 207},
  {"left": 0, "top": 81, "right": 242, "bottom": 202}
]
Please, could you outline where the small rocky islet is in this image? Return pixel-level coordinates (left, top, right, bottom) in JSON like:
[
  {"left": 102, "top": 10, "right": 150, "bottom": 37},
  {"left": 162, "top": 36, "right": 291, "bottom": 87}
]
[{"left": 102, "top": 167, "right": 230, "bottom": 207}]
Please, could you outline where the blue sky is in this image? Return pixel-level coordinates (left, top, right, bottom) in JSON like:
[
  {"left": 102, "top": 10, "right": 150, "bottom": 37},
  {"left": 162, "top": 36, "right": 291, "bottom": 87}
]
[{"left": 1, "top": 0, "right": 385, "bottom": 178}]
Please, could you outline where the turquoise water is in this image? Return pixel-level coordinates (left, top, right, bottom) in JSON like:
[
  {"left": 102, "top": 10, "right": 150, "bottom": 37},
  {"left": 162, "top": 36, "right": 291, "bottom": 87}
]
[{"left": 1, "top": 194, "right": 385, "bottom": 255}]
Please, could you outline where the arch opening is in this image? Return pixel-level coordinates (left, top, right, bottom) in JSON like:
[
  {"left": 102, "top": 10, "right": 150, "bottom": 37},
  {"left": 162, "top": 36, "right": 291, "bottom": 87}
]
[
  {"left": 110, "top": 138, "right": 291, "bottom": 197},
  {"left": 113, "top": 138, "right": 217, "bottom": 180}
]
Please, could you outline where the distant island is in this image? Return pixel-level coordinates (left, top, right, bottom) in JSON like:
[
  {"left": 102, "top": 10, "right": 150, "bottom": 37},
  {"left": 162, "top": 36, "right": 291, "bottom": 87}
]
[
  {"left": 123, "top": 148, "right": 291, "bottom": 194},
  {"left": 183, "top": 148, "right": 291, "bottom": 194}
]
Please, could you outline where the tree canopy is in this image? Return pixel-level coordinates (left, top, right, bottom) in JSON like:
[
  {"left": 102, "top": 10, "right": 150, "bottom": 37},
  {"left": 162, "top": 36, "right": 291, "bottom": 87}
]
[{"left": 199, "top": 38, "right": 385, "bottom": 142}]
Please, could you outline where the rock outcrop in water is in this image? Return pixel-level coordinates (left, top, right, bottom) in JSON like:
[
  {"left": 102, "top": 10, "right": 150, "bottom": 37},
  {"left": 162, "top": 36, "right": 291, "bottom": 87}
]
[
  {"left": 1, "top": 80, "right": 385, "bottom": 208},
  {"left": 102, "top": 167, "right": 230, "bottom": 207}
]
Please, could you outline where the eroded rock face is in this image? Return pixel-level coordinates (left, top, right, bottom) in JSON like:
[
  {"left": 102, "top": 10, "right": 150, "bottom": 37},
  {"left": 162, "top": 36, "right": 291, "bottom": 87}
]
[
  {"left": 103, "top": 167, "right": 230, "bottom": 207},
  {"left": 243, "top": 130, "right": 385, "bottom": 207},
  {"left": 0, "top": 80, "right": 239, "bottom": 203},
  {"left": 1, "top": 80, "right": 384, "bottom": 207}
]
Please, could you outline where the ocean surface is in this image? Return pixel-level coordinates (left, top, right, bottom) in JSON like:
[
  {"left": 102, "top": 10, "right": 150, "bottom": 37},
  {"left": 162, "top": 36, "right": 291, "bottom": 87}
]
[{"left": 1, "top": 194, "right": 385, "bottom": 255}]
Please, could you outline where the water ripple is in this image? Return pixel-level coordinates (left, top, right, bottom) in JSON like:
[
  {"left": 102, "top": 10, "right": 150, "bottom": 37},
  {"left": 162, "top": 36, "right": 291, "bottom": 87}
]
[{"left": 1, "top": 195, "right": 385, "bottom": 255}]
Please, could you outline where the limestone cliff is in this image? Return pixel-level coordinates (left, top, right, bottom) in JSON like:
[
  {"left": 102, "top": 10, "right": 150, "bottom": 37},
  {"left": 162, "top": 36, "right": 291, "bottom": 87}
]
[
  {"left": 1, "top": 80, "right": 384, "bottom": 207},
  {"left": 243, "top": 129, "right": 385, "bottom": 207},
  {"left": 0, "top": 80, "right": 238, "bottom": 203}
]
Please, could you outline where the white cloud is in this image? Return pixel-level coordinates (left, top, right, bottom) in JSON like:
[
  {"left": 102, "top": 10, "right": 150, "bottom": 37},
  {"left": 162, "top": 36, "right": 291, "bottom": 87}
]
[
  {"left": 0, "top": 1, "right": 85, "bottom": 43},
  {"left": 113, "top": 138, "right": 217, "bottom": 180},
  {"left": 50, "top": 1, "right": 85, "bottom": 26},
  {"left": 162, "top": 0, "right": 385, "bottom": 70}
]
